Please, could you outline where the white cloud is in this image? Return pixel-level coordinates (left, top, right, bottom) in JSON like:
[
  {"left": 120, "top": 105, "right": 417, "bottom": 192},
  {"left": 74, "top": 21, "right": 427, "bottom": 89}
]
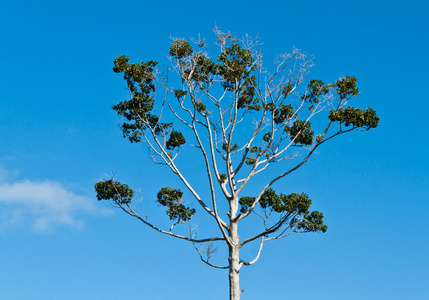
[{"left": 0, "top": 179, "right": 105, "bottom": 232}]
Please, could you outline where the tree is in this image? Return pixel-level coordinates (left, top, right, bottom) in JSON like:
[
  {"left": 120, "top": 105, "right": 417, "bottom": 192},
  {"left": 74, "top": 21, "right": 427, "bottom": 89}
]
[{"left": 95, "top": 28, "right": 379, "bottom": 300}]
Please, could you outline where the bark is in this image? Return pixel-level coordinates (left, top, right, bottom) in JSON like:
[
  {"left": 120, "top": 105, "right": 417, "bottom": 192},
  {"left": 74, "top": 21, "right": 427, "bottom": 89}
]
[{"left": 229, "top": 221, "right": 242, "bottom": 300}]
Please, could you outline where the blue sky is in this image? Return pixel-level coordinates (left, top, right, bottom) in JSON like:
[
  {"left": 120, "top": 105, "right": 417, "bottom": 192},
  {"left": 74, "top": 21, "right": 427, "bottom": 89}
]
[{"left": 1, "top": 0, "right": 428, "bottom": 299}]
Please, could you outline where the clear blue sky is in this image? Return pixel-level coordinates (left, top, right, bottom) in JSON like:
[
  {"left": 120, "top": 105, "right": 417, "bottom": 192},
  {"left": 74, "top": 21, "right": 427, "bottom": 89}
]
[{"left": 1, "top": 0, "right": 428, "bottom": 299}]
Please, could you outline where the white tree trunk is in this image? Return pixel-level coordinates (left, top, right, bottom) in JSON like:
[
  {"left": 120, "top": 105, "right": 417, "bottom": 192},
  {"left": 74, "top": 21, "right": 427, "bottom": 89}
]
[{"left": 229, "top": 222, "right": 241, "bottom": 300}]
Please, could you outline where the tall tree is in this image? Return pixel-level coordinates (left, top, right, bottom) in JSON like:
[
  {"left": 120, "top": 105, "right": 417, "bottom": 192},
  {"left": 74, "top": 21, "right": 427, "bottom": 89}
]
[{"left": 95, "top": 28, "right": 379, "bottom": 300}]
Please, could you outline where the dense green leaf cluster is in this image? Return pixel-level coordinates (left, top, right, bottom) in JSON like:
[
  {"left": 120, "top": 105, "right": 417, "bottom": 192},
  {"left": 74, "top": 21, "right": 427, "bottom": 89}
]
[
  {"left": 170, "top": 39, "right": 262, "bottom": 110},
  {"left": 113, "top": 55, "right": 157, "bottom": 96},
  {"left": 94, "top": 180, "right": 134, "bottom": 204},
  {"left": 222, "top": 143, "right": 239, "bottom": 152},
  {"left": 302, "top": 79, "right": 332, "bottom": 104},
  {"left": 329, "top": 107, "right": 379, "bottom": 130},
  {"left": 239, "top": 188, "right": 327, "bottom": 233},
  {"left": 298, "top": 211, "right": 327, "bottom": 232},
  {"left": 262, "top": 190, "right": 310, "bottom": 214},
  {"left": 284, "top": 120, "right": 314, "bottom": 146},
  {"left": 170, "top": 40, "right": 216, "bottom": 87},
  {"left": 194, "top": 101, "right": 207, "bottom": 113},
  {"left": 302, "top": 76, "right": 359, "bottom": 105},
  {"left": 335, "top": 76, "right": 359, "bottom": 100},
  {"left": 263, "top": 103, "right": 276, "bottom": 111},
  {"left": 157, "top": 187, "right": 196, "bottom": 221},
  {"left": 112, "top": 55, "right": 186, "bottom": 149},
  {"left": 238, "top": 196, "right": 255, "bottom": 213},
  {"left": 250, "top": 146, "right": 261, "bottom": 154},
  {"left": 216, "top": 43, "right": 260, "bottom": 111},
  {"left": 188, "top": 54, "right": 217, "bottom": 84},
  {"left": 274, "top": 104, "right": 293, "bottom": 125},
  {"left": 236, "top": 76, "right": 261, "bottom": 111},
  {"left": 245, "top": 157, "right": 256, "bottom": 165},
  {"left": 166, "top": 130, "right": 186, "bottom": 150},
  {"left": 217, "top": 43, "right": 255, "bottom": 86},
  {"left": 218, "top": 173, "right": 227, "bottom": 185},
  {"left": 169, "top": 40, "right": 193, "bottom": 59},
  {"left": 263, "top": 132, "right": 272, "bottom": 143},
  {"left": 281, "top": 83, "right": 295, "bottom": 96},
  {"left": 173, "top": 89, "right": 187, "bottom": 99}
]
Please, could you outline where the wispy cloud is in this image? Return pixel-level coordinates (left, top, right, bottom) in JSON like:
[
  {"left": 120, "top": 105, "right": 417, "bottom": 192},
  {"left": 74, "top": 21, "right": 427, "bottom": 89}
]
[
  {"left": 0, "top": 166, "right": 19, "bottom": 182},
  {"left": 0, "top": 179, "right": 106, "bottom": 232}
]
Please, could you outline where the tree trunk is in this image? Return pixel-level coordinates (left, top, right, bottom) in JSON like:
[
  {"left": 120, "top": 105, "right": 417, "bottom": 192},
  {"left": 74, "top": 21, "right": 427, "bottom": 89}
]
[{"left": 229, "top": 222, "right": 241, "bottom": 300}]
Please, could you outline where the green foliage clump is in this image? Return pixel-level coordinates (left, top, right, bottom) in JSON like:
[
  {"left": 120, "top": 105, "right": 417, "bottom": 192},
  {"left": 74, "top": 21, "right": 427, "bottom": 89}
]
[
  {"left": 194, "top": 101, "right": 207, "bottom": 113},
  {"left": 237, "top": 76, "right": 261, "bottom": 111},
  {"left": 263, "top": 132, "right": 272, "bottom": 143},
  {"left": 281, "top": 83, "right": 295, "bottom": 96},
  {"left": 245, "top": 157, "right": 256, "bottom": 165},
  {"left": 218, "top": 173, "right": 227, "bottom": 185},
  {"left": 302, "top": 79, "right": 332, "bottom": 104},
  {"left": 263, "top": 102, "right": 276, "bottom": 112},
  {"left": 245, "top": 147, "right": 261, "bottom": 166},
  {"left": 166, "top": 130, "right": 186, "bottom": 150},
  {"left": 187, "top": 54, "right": 217, "bottom": 84},
  {"left": 299, "top": 211, "right": 327, "bottom": 232},
  {"left": 260, "top": 190, "right": 308, "bottom": 214},
  {"left": 274, "top": 104, "right": 293, "bottom": 125},
  {"left": 112, "top": 55, "right": 130, "bottom": 73},
  {"left": 335, "top": 76, "right": 359, "bottom": 100},
  {"left": 217, "top": 43, "right": 254, "bottom": 85},
  {"left": 222, "top": 143, "right": 239, "bottom": 152},
  {"left": 112, "top": 56, "right": 175, "bottom": 143},
  {"left": 239, "top": 189, "right": 327, "bottom": 233},
  {"left": 94, "top": 180, "right": 134, "bottom": 204},
  {"left": 216, "top": 43, "right": 260, "bottom": 111},
  {"left": 170, "top": 39, "right": 194, "bottom": 59},
  {"left": 173, "top": 89, "right": 188, "bottom": 99},
  {"left": 285, "top": 120, "right": 314, "bottom": 146},
  {"left": 157, "top": 187, "right": 195, "bottom": 221},
  {"left": 238, "top": 196, "right": 255, "bottom": 213},
  {"left": 250, "top": 146, "right": 261, "bottom": 154},
  {"left": 329, "top": 107, "right": 379, "bottom": 130}
]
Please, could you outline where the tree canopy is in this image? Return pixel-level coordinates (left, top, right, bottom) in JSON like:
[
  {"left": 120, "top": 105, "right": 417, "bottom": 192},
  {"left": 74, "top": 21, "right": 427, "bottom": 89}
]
[{"left": 95, "top": 28, "right": 379, "bottom": 300}]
